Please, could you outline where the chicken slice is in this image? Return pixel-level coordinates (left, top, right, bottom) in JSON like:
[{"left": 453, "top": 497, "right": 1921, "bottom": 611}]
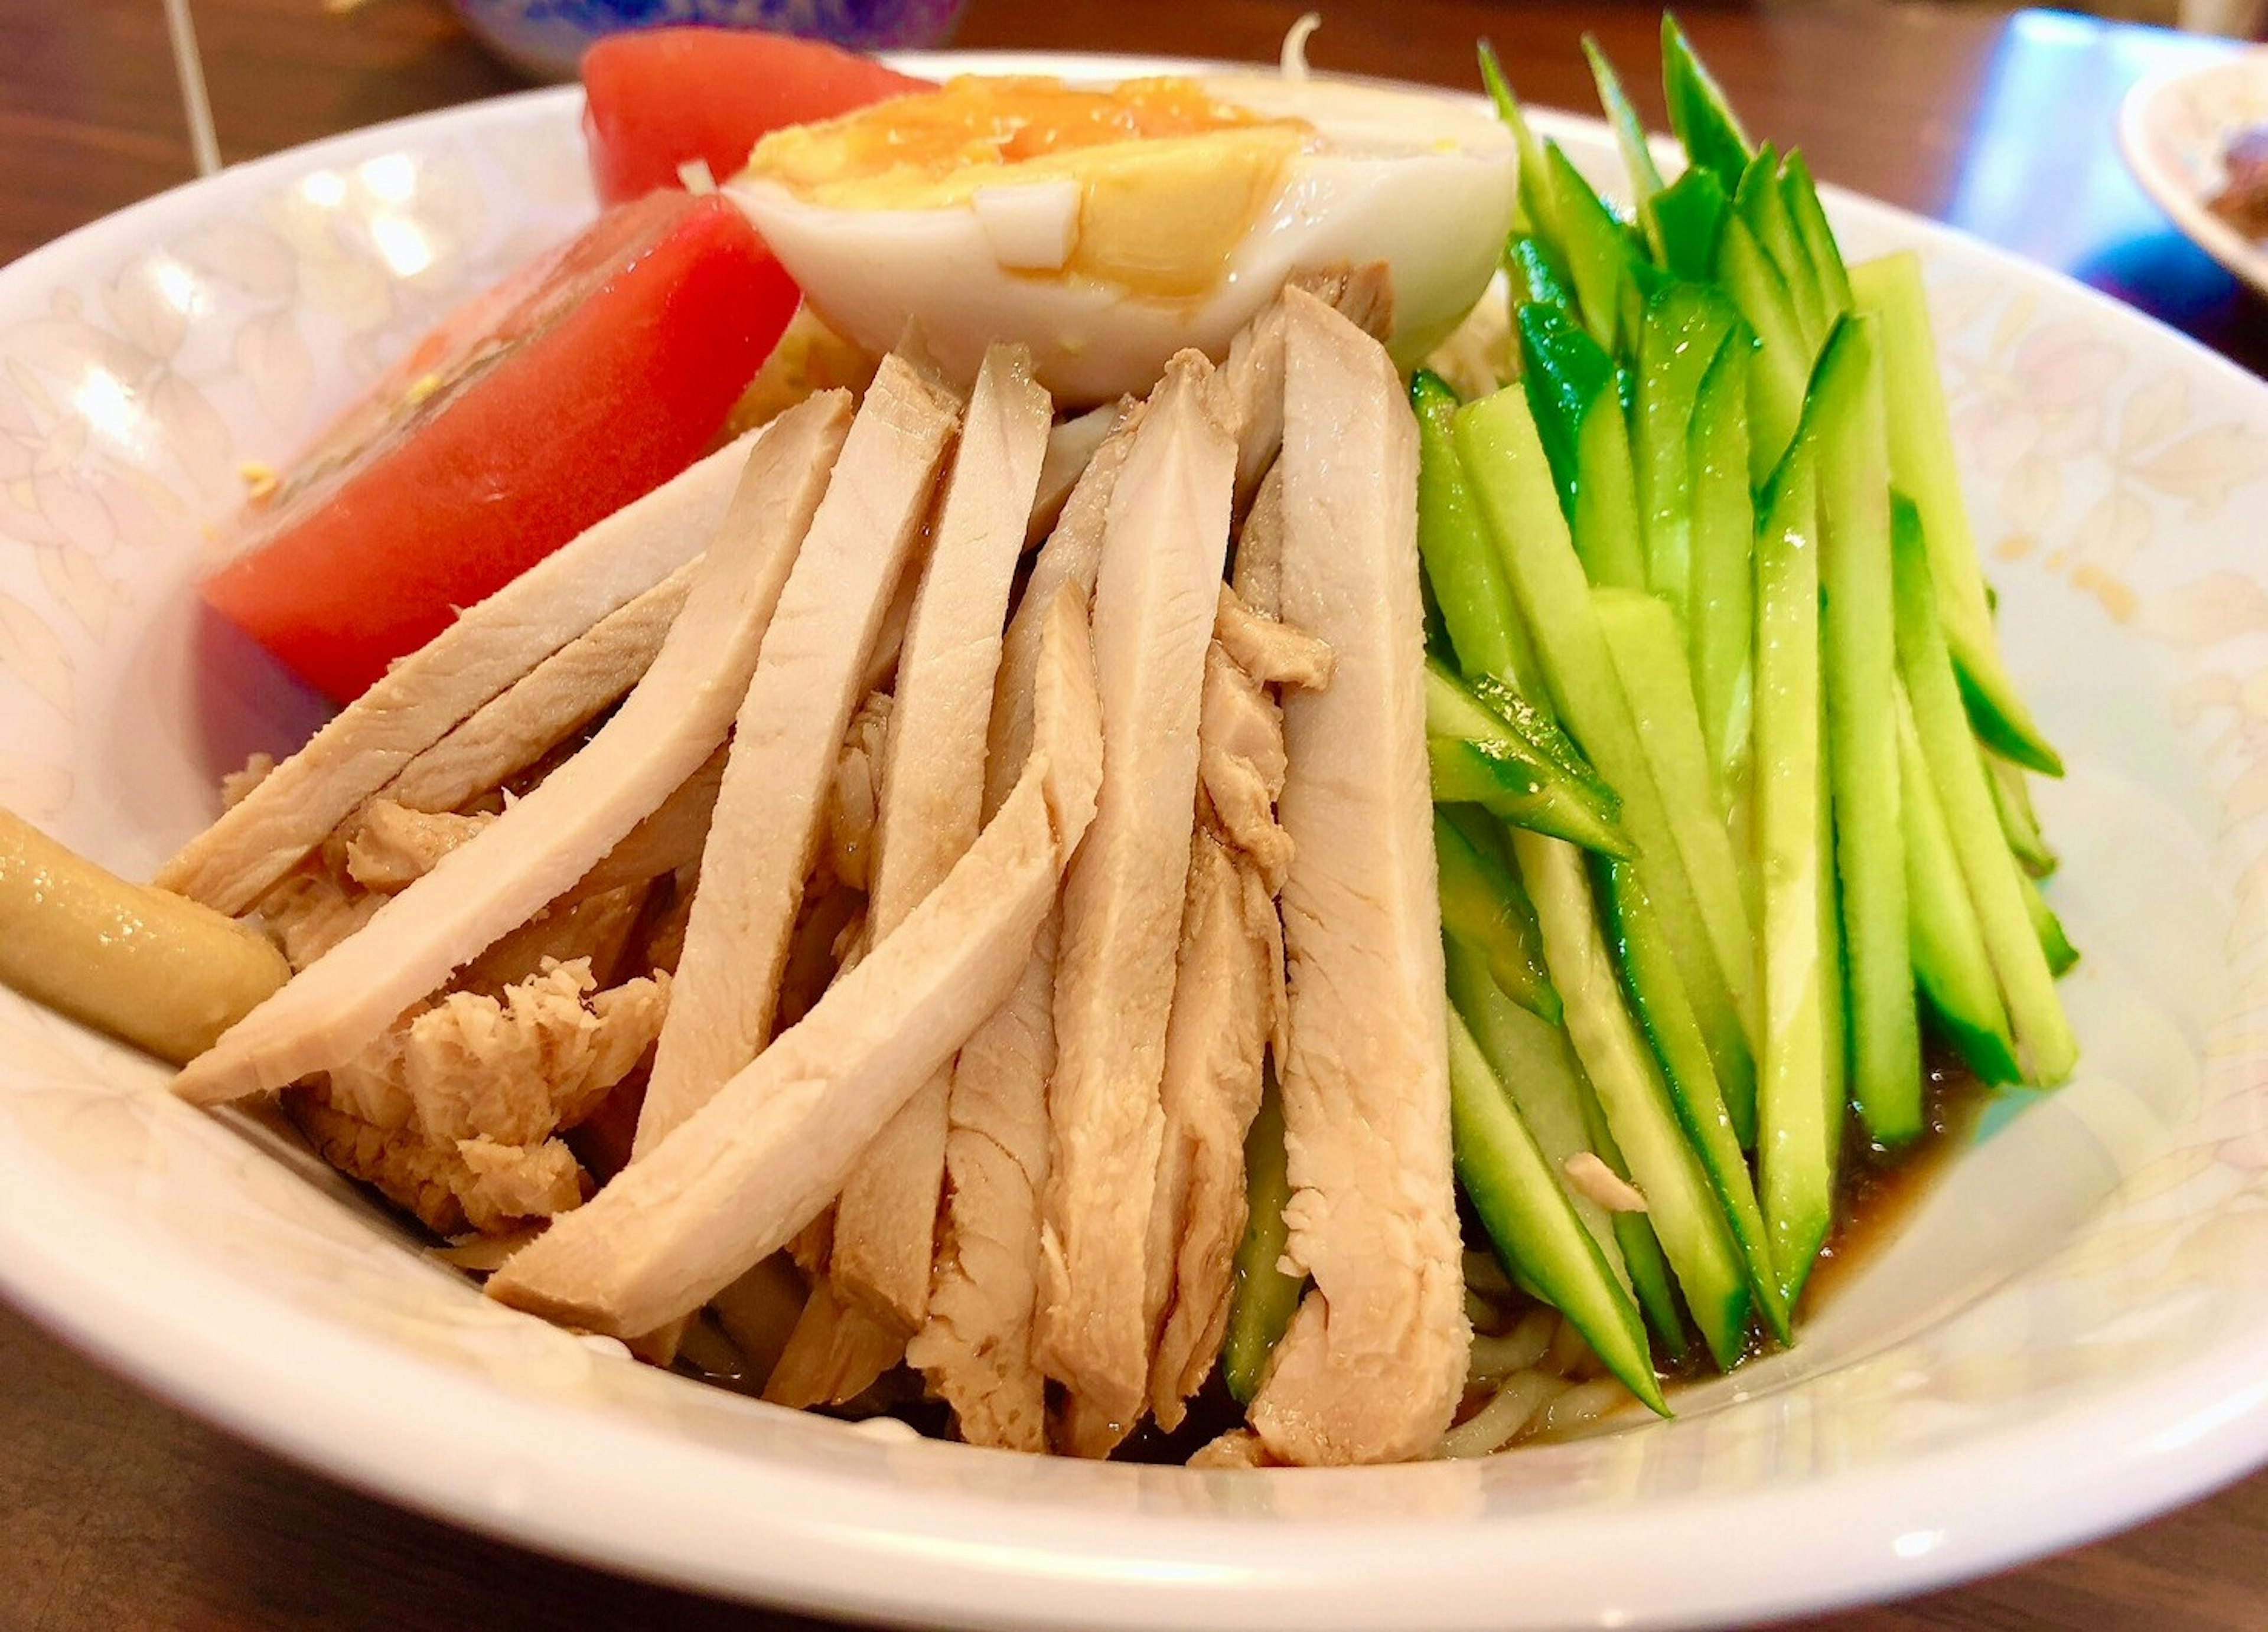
[
  {"left": 1214, "top": 583, "right": 1334, "bottom": 693},
  {"left": 1143, "top": 829, "right": 1279, "bottom": 1431},
  {"left": 761, "top": 1282, "right": 907, "bottom": 1409},
  {"left": 172, "top": 392, "right": 853, "bottom": 1105},
  {"left": 485, "top": 589, "right": 1103, "bottom": 1337},
  {"left": 158, "top": 427, "right": 772, "bottom": 916},
  {"left": 1032, "top": 352, "right": 1236, "bottom": 1458},
  {"left": 384, "top": 561, "right": 696, "bottom": 816},
  {"left": 904, "top": 913, "right": 1059, "bottom": 1451},
  {"left": 344, "top": 804, "right": 492, "bottom": 893},
  {"left": 829, "top": 346, "right": 1053, "bottom": 1341},
  {"left": 1028, "top": 399, "right": 1129, "bottom": 547},
  {"left": 826, "top": 693, "right": 893, "bottom": 893},
  {"left": 1195, "top": 642, "right": 1295, "bottom": 895},
  {"left": 1246, "top": 288, "right": 1467, "bottom": 1467},
  {"left": 986, "top": 401, "right": 1145, "bottom": 790},
  {"left": 1215, "top": 266, "right": 1394, "bottom": 518},
  {"left": 908, "top": 404, "right": 1142, "bottom": 1451},
  {"left": 1233, "top": 462, "right": 1286, "bottom": 619},
  {"left": 633, "top": 356, "right": 963, "bottom": 1157},
  {"left": 558, "top": 746, "right": 728, "bottom": 910}
]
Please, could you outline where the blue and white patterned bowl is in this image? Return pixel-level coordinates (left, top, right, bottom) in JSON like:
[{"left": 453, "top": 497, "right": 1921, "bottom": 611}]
[{"left": 452, "top": 0, "right": 967, "bottom": 82}]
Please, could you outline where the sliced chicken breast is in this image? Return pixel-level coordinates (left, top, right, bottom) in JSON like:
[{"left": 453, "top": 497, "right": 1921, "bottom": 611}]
[
  {"left": 829, "top": 346, "right": 1052, "bottom": 1338},
  {"left": 171, "top": 393, "right": 853, "bottom": 1105},
  {"left": 485, "top": 590, "right": 1104, "bottom": 1337},
  {"left": 634, "top": 356, "right": 963, "bottom": 1156},
  {"left": 384, "top": 560, "right": 696, "bottom": 815},
  {"left": 157, "top": 427, "right": 770, "bottom": 916},
  {"left": 1032, "top": 352, "right": 1236, "bottom": 1456},
  {"left": 908, "top": 406, "right": 1143, "bottom": 1450},
  {"left": 1245, "top": 289, "right": 1467, "bottom": 1467}
]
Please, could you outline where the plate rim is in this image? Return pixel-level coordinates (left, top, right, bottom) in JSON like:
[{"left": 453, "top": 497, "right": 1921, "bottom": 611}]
[{"left": 5, "top": 50, "right": 2268, "bottom": 1631}]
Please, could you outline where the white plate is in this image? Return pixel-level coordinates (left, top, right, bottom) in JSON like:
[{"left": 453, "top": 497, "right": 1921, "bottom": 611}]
[
  {"left": 6, "top": 52, "right": 2268, "bottom": 1631},
  {"left": 2121, "top": 48, "right": 2268, "bottom": 294}
]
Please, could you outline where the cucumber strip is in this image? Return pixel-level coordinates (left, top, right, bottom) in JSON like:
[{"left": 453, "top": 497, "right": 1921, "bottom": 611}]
[
  {"left": 1715, "top": 213, "right": 1811, "bottom": 484},
  {"left": 1686, "top": 332, "right": 1757, "bottom": 789},
  {"left": 1517, "top": 302, "right": 1603, "bottom": 505},
  {"left": 1446, "top": 938, "right": 1616, "bottom": 1275},
  {"left": 1891, "top": 508, "right": 2081, "bottom": 1086},
  {"left": 1592, "top": 586, "right": 1761, "bottom": 1127},
  {"left": 1781, "top": 152, "right": 1854, "bottom": 315},
  {"left": 1740, "top": 146, "right": 1829, "bottom": 347},
  {"left": 1480, "top": 41, "right": 1557, "bottom": 247},
  {"left": 1631, "top": 284, "right": 1739, "bottom": 624},
  {"left": 1439, "top": 808, "right": 1560, "bottom": 1023},
  {"left": 1849, "top": 252, "right": 2063, "bottom": 776},
  {"left": 1595, "top": 859, "right": 1790, "bottom": 1339},
  {"left": 1426, "top": 659, "right": 1634, "bottom": 858},
  {"left": 1585, "top": 35, "right": 1666, "bottom": 211},
  {"left": 1897, "top": 687, "right": 2023, "bottom": 1085},
  {"left": 1988, "top": 748, "right": 2058, "bottom": 877},
  {"left": 1662, "top": 14, "right": 1754, "bottom": 194},
  {"left": 1508, "top": 235, "right": 1576, "bottom": 313},
  {"left": 1514, "top": 830, "right": 1752, "bottom": 1367},
  {"left": 1447, "top": 1011, "right": 1669, "bottom": 1414},
  {"left": 2023, "top": 872, "right": 2080, "bottom": 977},
  {"left": 1811, "top": 315, "right": 1924, "bottom": 1144},
  {"left": 1645, "top": 167, "right": 1730, "bottom": 286},
  {"left": 1575, "top": 376, "right": 1648, "bottom": 594},
  {"left": 1518, "top": 306, "right": 1644, "bottom": 591},
  {"left": 1415, "top": 370, "right": 1544, "bottom": 697},
  {"left": 1223, "top": 1079, "right": 1302, "bottom": 1404},
  {"left": 1753, "top": 455, "right": 1840, "bottom": 1307},
  {"left": 1546, "top": 142, "right": 1637, "bottom": 353},
  {"left": 1456, "top": 389, "right": 1759, "bottom": 1105}
]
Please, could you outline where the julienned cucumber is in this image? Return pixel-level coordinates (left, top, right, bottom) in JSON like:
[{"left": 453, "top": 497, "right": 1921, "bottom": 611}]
[
  {"left": 1222, "top": 1082, "right": 1303, "bottom": 1405},
  {"left": 1752, "top": 452, "right": 1840, "bottom": 1307},
  {"left": 1849, "top": 250, "right": 2063, "bottom": 777},
  {"left": 1808, "top": 315, "right": 1926, "bottom": 1145},
  {"left": 1631, "top": 283, "right": 1739, "bottom": 625},
  {"left": 1425, "top": 658, "right": 1633, "bottom": 858},
  {"left": 1895, "top": 685, "right": 2022, "bottom": 1085},
  {"left": 1448, "top": 1011, "right": 1669, "bottom": 1414},
  {"left": 1592, "top": 586, "right": 1761, "bottom": 1143},
  {"left": 1413, "top": 370, "right": 1544, "bottom": 699},
  {"left": 1520, "top": 305, "right": 1647, "bottom": 592},
  {"left": 1454, "top": 389, "right": 1759, "bottom": 1101},
  {"left": 1514, "top": 830, "right": 1752, "bottom": 1369},
  {"left": 1438, "top": 806, "right": 1560, "bottom": 1024},
  {"left": 1891, "top": 506, "right": 2081, "bottom": 1085}
]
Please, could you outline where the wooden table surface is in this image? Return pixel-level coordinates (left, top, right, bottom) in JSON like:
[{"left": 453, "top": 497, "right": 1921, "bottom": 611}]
[{"left": 6, "top": 1, "right": 2268, "bottom": 1627}]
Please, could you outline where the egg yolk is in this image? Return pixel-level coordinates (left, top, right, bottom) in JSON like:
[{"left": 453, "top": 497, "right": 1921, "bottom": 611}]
[{"left": 745, "top": 76, "right": 1314, "bottom": 299}]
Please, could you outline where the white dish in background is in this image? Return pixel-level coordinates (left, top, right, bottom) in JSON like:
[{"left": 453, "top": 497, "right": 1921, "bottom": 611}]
[
  {"left": 2121, "top": 48, "right": 2268, "bottom": 293},
  {"left": 6, "top": 52, "right": 2268, "bottom": 1631}
]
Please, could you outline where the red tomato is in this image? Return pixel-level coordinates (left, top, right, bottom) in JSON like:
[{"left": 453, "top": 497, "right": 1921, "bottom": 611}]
[
  {"left": 581, "top": 27, "right": 927, "bottom": 207},
  {"left": 202, "top": 190, "right": 797, "bottom": 703}
]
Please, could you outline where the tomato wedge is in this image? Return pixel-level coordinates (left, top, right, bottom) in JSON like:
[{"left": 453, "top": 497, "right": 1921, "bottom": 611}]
[
  {"left": 202, "top": 190, "right": 797, "bottom": 704},
  {"left": 581, "top": 28, "right": 928, "bottom": 207}
]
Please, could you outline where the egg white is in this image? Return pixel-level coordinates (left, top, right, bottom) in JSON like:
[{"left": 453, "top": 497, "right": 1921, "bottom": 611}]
[{"left": 727, "top": 73, "right": 1517, "bottom": 403}]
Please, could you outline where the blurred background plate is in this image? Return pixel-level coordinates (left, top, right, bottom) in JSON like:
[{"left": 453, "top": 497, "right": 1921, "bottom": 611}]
[{"left": 2121, "top": 47, "right": 2268, "bottom": 292}]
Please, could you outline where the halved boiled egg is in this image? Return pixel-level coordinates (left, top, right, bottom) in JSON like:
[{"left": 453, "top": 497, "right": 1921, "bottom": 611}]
[{"left": 727, "top": 70, "right": 1517, "bottom": 402}]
